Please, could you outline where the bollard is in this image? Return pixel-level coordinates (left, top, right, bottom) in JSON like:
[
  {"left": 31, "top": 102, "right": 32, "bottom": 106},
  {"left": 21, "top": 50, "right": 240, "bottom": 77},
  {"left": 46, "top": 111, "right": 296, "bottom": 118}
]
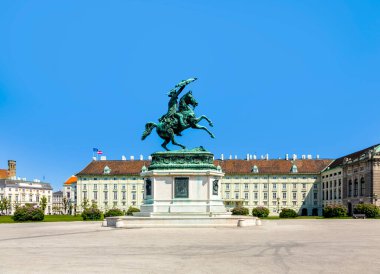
[
  {"left": 115, "top": 218, "right": 124, "bottom": 228},
  {"left": 102, "top": 219, "right": 107, "bottom": 227},
  {"left": 238, "top": 219, "right": 246, "bottom": 227},
  {"left": 256, "top": 219, "right": 262, "bottom": 226}
]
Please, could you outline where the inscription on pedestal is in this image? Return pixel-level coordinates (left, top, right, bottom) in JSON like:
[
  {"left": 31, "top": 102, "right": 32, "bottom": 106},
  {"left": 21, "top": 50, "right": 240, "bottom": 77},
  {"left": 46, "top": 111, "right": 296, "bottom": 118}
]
[{"left": 174, "top": 177, "right": 189, "bottom": 198}]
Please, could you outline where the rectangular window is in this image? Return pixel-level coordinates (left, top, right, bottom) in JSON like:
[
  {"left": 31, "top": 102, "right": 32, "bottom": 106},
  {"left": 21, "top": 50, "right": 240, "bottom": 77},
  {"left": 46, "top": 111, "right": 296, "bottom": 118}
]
[
  {"left": 313, "top": 192, "right": 317, "bottom": 200},
  {"left": 244, "top": 183, "right": 248, "bottom": 190},
  {"left": 302, "top": 192, "right": 306, "bottom": 199},
  {"left": 122, "top": 192, "right": 126, "bottom": 200},
  {"left": 104, "top": 192, "right": 108, "bottom": 200},
  {"left": 282, "top": 201, "right": 287, "bottom": 206},
  {"left": 273, "top": 183, "right": 277, "bottom": 189},
  {"left": 114, "top": 184, "right": 117, "bottom": 190},
  {"left": 282, "top": 184, "right": 286, "bottom": 190},
  {"left": 244, "top": 192, "right": 248, "bottom": 200},
  {"left": 83, "top": 192, "right": 87, "bottom": 200},
  {"left": 132, "top": 184, "right": 136, "bottom": 191},
  {"left": 292, "top": 192, "right": 297, "bottom": 200},
  {"left": 94, "top": 192, "right": 98, "bottom": 200},
  {"left": 104, "top": 184, "right": 108, "bottom": 190},
  {"left": 263, "top": 192, "right": 268, "bottom": 200},
  {"left": 254, "top": 192, "right": 258, "bottom": 200},
  {"left": 293, "top": 183, "right": 297, "bottom": 189},
  {"left": 132, "top": 193, "right": 136, "bottom": 200},
  {"left": 272, "top": 192, "right": 277, "bottom": 199},
  {"left": 313, "top": 184, "right": 317, "bottom": 189},
  {"left": 264, "top": 184, "right": 268, "bottom": 189},
  {"left": 94, "top": 184, "right": 97, "bottom": 191},
  {"left": 226, "top": 183, "right": 230, "bottom": 190},
  {"left": 226, "top": 192, "right": 230, "bottom": 199},
  {"left": 234, "top": 184, "right": 239, "bottom": 191},
  {"left": 83, "top": 184, "right": 87, "bottom": 190},
  {"left": 302, "top": 183, "right": 306, "bottom": 189},
  {"left": 293, "top": 201, "right": 297, "bottom": 206},
  {"left": 272, "top": 201, "right": 277, "bottom": 206},
  {"left": 254, "top": 183, "right": 258, "bottom": 190},
  {"left": 122, "top": 185, "right": 126, "bottom": 190},
  {"left": 282, "top": 192, "right": 287, "bottom": 199},
  {"left": 113, "top": 192, "right": 117, "bottom": 200},
  {"left": 235, "top": 193, "right": 239, "bottom": 199}
]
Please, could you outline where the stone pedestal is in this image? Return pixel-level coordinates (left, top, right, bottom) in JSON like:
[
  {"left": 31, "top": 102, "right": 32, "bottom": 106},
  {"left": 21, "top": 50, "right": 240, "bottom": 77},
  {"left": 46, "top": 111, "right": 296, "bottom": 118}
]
[{"left": 135, "top": 148, "right": 231, "bottom": 217}]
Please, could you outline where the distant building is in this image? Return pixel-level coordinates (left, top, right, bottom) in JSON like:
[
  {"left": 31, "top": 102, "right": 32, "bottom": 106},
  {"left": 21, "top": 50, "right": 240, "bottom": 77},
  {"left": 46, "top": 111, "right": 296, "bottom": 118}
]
[
  {"left": 52, "top": 191, "right": 63, "bottom": 214},
  {"left": 0, "top": 160, "right": 17, "bottom": 179},
  {"left": 0, "top": 179, "right": 53, "bottom": 215},
  {"left": 63, "top": 176, "right": 77, "bottom": 215}
]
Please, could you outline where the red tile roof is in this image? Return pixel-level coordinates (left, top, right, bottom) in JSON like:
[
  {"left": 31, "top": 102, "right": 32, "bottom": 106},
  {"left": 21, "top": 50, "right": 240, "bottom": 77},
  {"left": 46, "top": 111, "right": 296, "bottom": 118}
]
[
  {"left": 0, "top": 169, "right": 8, "bottom": 179},
  {"left": 64, "top": 175, "right": 77, "bottom": 185},
  {"left": 76, "top": 159, "right": 332, "bottom": 176}
]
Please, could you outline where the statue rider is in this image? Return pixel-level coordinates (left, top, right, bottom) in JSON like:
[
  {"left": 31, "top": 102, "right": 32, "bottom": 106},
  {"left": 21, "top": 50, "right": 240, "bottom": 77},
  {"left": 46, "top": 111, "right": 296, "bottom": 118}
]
[{"left": 159, "top": 79, "right": 195, "bottom": 132}]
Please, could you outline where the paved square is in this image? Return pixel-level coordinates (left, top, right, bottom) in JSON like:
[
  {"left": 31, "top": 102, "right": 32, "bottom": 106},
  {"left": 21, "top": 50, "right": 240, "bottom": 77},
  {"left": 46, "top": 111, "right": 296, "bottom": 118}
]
[{"left": 0, "top": 220, "right": 380, "bottom": 273}]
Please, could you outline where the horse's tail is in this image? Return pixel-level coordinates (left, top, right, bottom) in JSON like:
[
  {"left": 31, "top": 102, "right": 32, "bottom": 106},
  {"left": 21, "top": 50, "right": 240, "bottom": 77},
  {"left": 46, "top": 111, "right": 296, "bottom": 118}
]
[{"left": 142, "top": 122, "right": 157, "bottom": 140}]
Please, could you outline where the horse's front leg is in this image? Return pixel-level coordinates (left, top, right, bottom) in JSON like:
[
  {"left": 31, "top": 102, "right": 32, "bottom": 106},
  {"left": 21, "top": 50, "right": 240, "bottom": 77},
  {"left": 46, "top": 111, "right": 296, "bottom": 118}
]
[
  {"left": 192, "top": 124, "right": 215, "bottom": 139},
  {"left": 195, "top": 115, "right": 213, "bottom": 127},
  {"left": 169, "top": 129, "right": 186, "bottom": 149}
]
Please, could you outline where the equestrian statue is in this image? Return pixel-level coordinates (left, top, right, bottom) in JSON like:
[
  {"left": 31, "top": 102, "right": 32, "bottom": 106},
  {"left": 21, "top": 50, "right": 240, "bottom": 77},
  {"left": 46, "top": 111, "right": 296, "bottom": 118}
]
[{"left": 142, "top": 78, "right": 215, "bottom": 151}]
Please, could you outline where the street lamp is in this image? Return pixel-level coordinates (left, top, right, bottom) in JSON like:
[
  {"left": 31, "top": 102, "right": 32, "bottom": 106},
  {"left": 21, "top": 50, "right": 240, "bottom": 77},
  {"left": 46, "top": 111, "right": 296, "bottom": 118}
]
[{"left": 277, "top": 197, "right": 280, "bottom": 213}]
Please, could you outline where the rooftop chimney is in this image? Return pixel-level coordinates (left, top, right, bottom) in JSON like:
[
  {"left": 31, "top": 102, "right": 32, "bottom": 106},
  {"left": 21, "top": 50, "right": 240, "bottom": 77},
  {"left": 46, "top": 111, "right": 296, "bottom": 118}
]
[
  {"left": 316, "top": 154, "right": 320, "bottom": 159},
  {"left": 140, "top": 154, "right": 143, "bottom": 161},
  {"left": 253, "top": 154, "right": 257, "bottom": 160},
  {"left": 121, "top": 155, "right": 126, "bottom": 161},
  {"left": 130, "top": 156, "right": 134, "bottom": 160},
  {"left": 285, "top": 154, "right": 289, "bottom": 160},
  {"left": 301, "top": 155, "right": 306, "bottom": 160},
  {"left": 234, "top": 155, "right": 237, "bottom": 159},
  {"left": 221, "top": 154, "right": 224, "bottom": 160},
  {"left": 265, "top": 154, "right": 269, "bottom": 160},
  {"left": 100, "top": 156, "right": 107, "bottom": 161},
  {"left": 229, "top": 155, "right": 232, "bottom": 160},
  {"left": 246, "top": 154, "right": 250, "bottom": 160},
  {"left": 307, "top": 154, "right": 312, "bottom": 159}
]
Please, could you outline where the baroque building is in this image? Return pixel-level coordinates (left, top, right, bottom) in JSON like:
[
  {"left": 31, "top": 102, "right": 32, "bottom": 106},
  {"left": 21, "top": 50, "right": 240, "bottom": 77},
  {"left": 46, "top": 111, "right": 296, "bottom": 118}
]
[{"left": 73, "top": 157, "right": 331, "bottom": 216}]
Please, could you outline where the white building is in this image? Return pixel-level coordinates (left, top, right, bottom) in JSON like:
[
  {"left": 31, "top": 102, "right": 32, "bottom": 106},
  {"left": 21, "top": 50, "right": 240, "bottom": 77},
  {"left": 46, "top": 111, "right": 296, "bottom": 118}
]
[
  {"left": 72, "top": 156, "right": 331, "bottom": 216},
  {"left": 0, "top": 179, "right": 53, "bottom": 215}
]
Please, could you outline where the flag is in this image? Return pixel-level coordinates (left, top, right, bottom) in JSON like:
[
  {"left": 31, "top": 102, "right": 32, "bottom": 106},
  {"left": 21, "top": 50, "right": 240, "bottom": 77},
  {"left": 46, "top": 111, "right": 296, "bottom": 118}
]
[
  {"left": 97, "top": 150, "right": 103, "bottom": 155},
  {"left": 93, "top": 148, "right": 99, "bottom": 152}
]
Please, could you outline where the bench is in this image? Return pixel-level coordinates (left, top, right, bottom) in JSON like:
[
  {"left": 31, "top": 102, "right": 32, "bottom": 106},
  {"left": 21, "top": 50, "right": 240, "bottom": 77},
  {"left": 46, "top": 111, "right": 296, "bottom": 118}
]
[{"left": 352, "top": 214, "right": 366, "bottom": 219}]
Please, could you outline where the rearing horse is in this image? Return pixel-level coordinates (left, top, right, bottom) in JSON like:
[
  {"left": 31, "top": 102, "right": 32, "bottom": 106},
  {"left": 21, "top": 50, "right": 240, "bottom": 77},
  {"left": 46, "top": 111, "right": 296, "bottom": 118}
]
[{"left": 142, "top": 91, "right": 215, "bottom": 151}]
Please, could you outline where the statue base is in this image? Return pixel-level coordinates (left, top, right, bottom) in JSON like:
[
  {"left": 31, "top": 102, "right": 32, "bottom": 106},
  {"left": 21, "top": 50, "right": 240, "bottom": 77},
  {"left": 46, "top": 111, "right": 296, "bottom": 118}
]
[{"left": 135, "top": 147, "right": 231, "bottom": 217}]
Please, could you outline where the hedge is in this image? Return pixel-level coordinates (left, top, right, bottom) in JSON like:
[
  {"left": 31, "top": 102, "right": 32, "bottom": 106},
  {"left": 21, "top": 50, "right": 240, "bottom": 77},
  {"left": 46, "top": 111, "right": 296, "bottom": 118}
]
[
  {"left": 323, "top": 205, "right": 347, "bottom": 218},
  {"left": 279, "top": 208, "right": 298, "bottom": 218},
  {"left": 81, "top": 207, "right": 102, "bottom": 220},
  {"left": 126, "top": 206, "right": 140, "bottom": 216},
  {"left": 104, "top": 208, "right": 124, "bottom": 218},
  {"left": 231, "top": 206, "right": 249, "bottom": 216},
  {"left": 13, "top": 205, "right": 44, "bottom": 222},
  {"left": 354, "top": 204, "right": 380, "bottom": 218},
  {"left": 252, "top": 207, "right": 270, "bottom": 218}
]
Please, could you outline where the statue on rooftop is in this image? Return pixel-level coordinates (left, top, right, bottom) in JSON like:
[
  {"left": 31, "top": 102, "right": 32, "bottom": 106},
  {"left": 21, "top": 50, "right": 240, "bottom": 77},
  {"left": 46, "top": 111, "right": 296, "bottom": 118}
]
[{"left": 142, "top": 78, "right": 215, "bottom": 151}]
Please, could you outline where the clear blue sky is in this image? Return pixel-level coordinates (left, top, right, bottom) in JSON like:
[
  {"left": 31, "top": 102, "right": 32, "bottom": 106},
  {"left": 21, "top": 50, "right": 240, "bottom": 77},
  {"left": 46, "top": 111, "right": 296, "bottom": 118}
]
[{"left": 1, "top": 0, "right": 379, "bottom": 190}]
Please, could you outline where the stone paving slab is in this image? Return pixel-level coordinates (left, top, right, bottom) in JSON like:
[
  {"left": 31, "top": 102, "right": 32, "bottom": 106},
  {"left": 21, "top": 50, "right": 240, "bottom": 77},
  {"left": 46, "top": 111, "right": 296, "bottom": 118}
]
[{"left": 0, "top": 220, "right": 380, "bottom": 273}]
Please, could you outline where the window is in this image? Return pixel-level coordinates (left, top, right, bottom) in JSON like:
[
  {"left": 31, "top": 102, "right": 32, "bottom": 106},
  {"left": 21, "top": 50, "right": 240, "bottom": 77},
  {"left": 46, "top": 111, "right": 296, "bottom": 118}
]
[
  {"left": 263, "top": 201, "right": 268, "bottom": 206},
  {"left": 313, "top": 192, "right": 317, "bottom": 200},
  {"left": 282, "top": 192, "right": 287, "bottom": 199},
  {"left": 291, "top": 164, "right": 298, "bottom": 173},
  {"left": 293, "top": 183, "right": 297, "bottom": 189},
  {"left": 272, "top": 192, "right": 277, "bottom": 199},
  {"left": 302, "top": 184, "right": 306, "bottom": 189},
  {"left": 292, "top": 201, "right": 297, "bottom": 206},
  {"left": 339, "top": 179, "right": 341, "bottom": 186},
  {"left": 302, "top": 192, "right": 306, "bottom": 199},
  {"left": 235, "top": 193, "right": 239, "bottom": 199},
  {"left": 272, "top": 201, "right": 277, "bottom": 206},
  {"left": 104, "top": 192, "right": 108, "bottom": 200},
  {"left": 234, "top": 184, "right": 239, "bottom": 191},
  {"left": 254, "top": 192, "right": 258, "bottom": 200},
  {"left": 226, "top": 192, "right": 230, "bottom": 199},
  {"left": 132, "top": 193, "right": 136, "bottom": 200},
  {"left": 360, "top": 178, "right": 365, "bottom": 196},
  {"left": 354, "top": 179, "right": 358, "bottom": 197},
  {"left": 244, "top": 183, "right": 248, "bottom": 190},
  {"left": 282, "top": 184, "right": 286, "bottom": 190},
  {"left": 83, "top": 192, "right": 87, "bottom": 200},
  {"left": 132, "top": 184, "right": 136, "bottom": 191},
  {"left": 282, "top": 201, "right": 287, "bottom": 206},
  {"left": 313, "top": 184, "right": 317, "bottom": 189},
  {"left": 113, "top": 184, "right": 117, "bottom": 190},
  {"left": 292, "top": 192, "right": 297, "bottom": 200},
  {"left": 244, "top": 192, "right": 248, "bottom": 200},
  {"left": 226, "top": 183, "right": 230, "bottom": 190},
  {"left": 113, "top": 192, "right": 117, "bottom": 200},
  {"left": 94, "top": 192, "right": 98, "bottom": 200},
  {"left": 122, "top": 192, "right": 126, "bottom": 200},
  {"left": 83, "top": 184, "right": 87, "bottom": 190},
  {"left": 252, "top": 165, "right": 259, "bottom": 173},
  {"left": 348, "top": 180, "right": 352, "bottom": 197},
  {"left": 263, "top": 192, "right": 268, "bottom": 200},
  {"left": 273, "top": 177, "right": 277, "bottom": 179},
  {"left": 334, "top": 180, "right": 337, "bottom": 187},
  {"left": 104, "top": 184, "right": 108, "bottom": 190},
  {"left": 273, "top": 183, "right": 277, "bottom": 189},
  {"left": 94, "top": 184, "right": 97, "bottom": 191},
  {"left": 254, "top": 184, "right": 258, "bottom": 190},
  {"left": 264, "top": 184, "right": 268, "bottom": 189}
]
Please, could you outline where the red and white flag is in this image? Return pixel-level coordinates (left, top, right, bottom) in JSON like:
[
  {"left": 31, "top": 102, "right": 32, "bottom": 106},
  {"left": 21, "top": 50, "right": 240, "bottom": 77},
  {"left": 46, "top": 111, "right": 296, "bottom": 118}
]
[{"left": 97, "top": 150, "right": 103, "bottom": 155}]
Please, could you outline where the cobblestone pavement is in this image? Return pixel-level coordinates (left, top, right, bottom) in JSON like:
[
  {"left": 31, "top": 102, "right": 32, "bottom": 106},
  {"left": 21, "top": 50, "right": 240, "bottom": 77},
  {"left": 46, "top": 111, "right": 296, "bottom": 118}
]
[{"left": 0, "top": 219, "right": 380, "bottom": 274}]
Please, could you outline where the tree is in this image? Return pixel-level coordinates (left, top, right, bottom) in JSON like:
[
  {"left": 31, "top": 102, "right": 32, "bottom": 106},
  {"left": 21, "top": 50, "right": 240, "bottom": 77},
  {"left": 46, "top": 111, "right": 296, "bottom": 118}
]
[
  {"left": 81, "top": 198, "right": 89, "bottom": 211},
  {"left": 63, "top": 197, "right": 69, "bottom": 214},
  {"left": 40, "top": 196, "right": 48, "bottom": 213},
  {"left": 0, "top": 198, "right": 12, "bottom": 215},
  {"left": 0, "top": 197, "right": 5, "bottom": 214}
]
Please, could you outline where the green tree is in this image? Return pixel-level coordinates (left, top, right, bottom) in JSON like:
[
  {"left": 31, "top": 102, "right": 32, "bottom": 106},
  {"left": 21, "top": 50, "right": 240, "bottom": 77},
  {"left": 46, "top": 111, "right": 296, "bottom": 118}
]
[
  {"left": 0, "top": 198, "right": 12, "bottom": 215},
  {"left": 63, "top": 197, "right": 69, "bottom": 214},
  {"left": 81, "top": 198, "right": 90, "bottom": 211},
  {"left": 40, "top": 196, "right": 48, "bottom": 213},
  {"left": 0, "top": 197, "right": 5, "bottom": 214}
]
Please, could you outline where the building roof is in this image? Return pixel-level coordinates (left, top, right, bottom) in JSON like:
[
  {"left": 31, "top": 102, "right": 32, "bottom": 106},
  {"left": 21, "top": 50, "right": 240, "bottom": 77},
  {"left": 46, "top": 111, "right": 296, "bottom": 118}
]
[
  {"left": 0, "top": 179, "right": 53, "bottom": 190},
  {"left": 0, "top": 169, "right": 8, "bottom": 179},
  {"left": 53, "top": 190, "right": 63, "bottom": 195},
  {"left": 76, "top": 159, "right": 332, "bottom": 177},
  {"left": 328, "top": 144, "right": 380, "bottom": 169},
  {"left": 64, "top": 175, "right": 77, "bottom": 185}
]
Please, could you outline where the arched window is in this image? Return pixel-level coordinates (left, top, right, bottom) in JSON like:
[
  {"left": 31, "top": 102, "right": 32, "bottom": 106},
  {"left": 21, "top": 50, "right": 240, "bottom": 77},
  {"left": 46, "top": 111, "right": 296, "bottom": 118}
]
[
  {"left": 348, "top": 180, "right": 352, "bottom": 197},
  {"left": 291, "top": 164, "right": 298, "bottom": 173},
  {"left": 360, "top": 177, "right": 365, "bottom": 196},
  {"left": 251, "top": 165, "right": 259, "bottom": 173},
  {"left": 354, "top": 179, "right": 358, "bottom": 197}
]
